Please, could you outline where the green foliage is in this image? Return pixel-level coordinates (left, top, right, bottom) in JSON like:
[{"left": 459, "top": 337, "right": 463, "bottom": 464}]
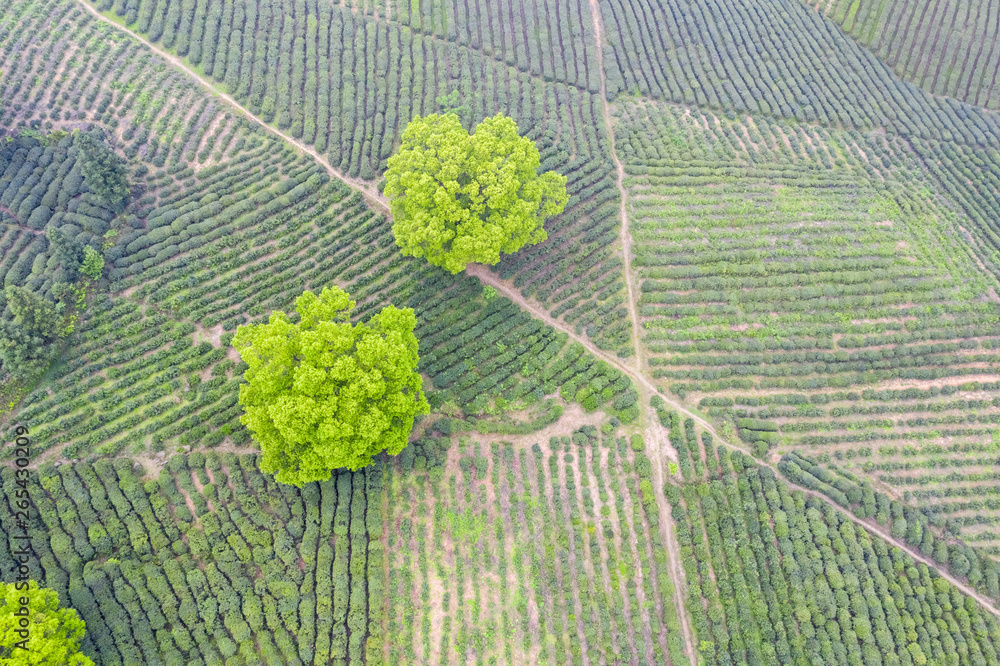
[
  {"left": 0, "top": 287, "right": 62, "bottom": 382},
  {"left": 234, "top": 286, "right": 429, "bottom": 485},
  {"left": 79, "top": 247, "right": 104, "bottom": 281},
  {"left": 0, "top": 455, "right": 381, "bottom": 664},
  {"left": 5, "top": 287, "right": 60, "bottom": 341},
  {"left": 0, "top": 581, "right": 94, "bottom": 666},
  {"left": 385, "top": 113, "right": 568, "bottom": 274},
  {"left": 435, "top": 90, "right": 470, "bottom": 128},
  {"left": 45, "top": 228, "right": 85, "bottom": 281},
  {"left": 76, "top": 132, "right": 130, "bottom": 211}
]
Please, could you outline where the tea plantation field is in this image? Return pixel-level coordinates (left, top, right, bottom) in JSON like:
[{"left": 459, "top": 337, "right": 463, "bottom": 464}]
[
  {"left": 4, "top": 0, "right": 1000, "bottom": 663},
  {"left": 814, "top": 0, "right": 1000, "bottom": 110}
]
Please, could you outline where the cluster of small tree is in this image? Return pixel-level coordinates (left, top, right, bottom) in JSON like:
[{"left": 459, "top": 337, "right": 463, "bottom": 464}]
[
  {"left": 0, "top": 133, "right": 115, "bottom": 289},
  {"left": 0, "top": 130, "right": 131, "bottom": 384}
]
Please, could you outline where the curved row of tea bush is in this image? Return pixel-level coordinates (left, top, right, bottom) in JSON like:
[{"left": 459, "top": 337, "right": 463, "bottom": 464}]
[
  {"left": 666, "top": 440, "right": 1000, "bottom": 665},
  {"left": 0, "top": 453, "right": 384, "bottom": 665}
]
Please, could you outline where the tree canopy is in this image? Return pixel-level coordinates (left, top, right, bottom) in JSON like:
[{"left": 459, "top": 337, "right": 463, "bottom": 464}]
[
  {"left": 0, "top": 581, "right": 94, "bottom": 666},
  {"left": 76, "top": 131, "right": 130, "bottom": 212},
  {"left": 45, "top": 228, "right": 85, "bottom": 281},
  {"left": 0, "top": 286, "right": 62, "bottom": 383},
  {"left": 233, "top": 286, "right": 429, "bottom": 486},
  {"left": 385, "top": 113, "right": 568, "bottom": 274}
]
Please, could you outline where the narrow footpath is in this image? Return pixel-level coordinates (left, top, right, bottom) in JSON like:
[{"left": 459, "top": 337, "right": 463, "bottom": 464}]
[{"left": 586, "top": 0, "right": 644, "bottom": 375}]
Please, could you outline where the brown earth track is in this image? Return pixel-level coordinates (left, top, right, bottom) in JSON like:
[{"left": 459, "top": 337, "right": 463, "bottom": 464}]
[
  {"left": 586, "top": 0, "right": 643, "bottom": 373},
  {"left": 0, "top": 206, "right": 29, "bottom": 229},
  {"left": 630, "top": 466, "right": 676, "bottom": 658}
]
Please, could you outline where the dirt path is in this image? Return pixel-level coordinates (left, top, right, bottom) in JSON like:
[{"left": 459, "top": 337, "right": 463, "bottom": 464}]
[
  {"left": 74, "top": 0, "right": 388, "bottom": 214},
  {"left": 468, "top": 262, "right": 701, "bottom": 662},
  {"left": 460, "top": 403, "right": 605, "bottom": 450},
  {"left": 0, "top": 205, "right": 29, "bottom": 228},
  {"left": 644, "top": 414, "right": 697, "bottom": 664},
  {"left": 466, "top": 263, "right": 1000, "bottom": 622},
  {"left": 587, "top": 0, "right": 644, "bottom": 374}
]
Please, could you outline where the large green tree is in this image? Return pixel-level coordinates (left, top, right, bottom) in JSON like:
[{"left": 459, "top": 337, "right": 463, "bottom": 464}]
[
  {"left": 0, "top": 581, "right": 94, "bottom": 665},
  {"left": 385, "top": 113, "right": 568, "bottom": 274},
  {"left": 233, "top": 286, "right": 429, "bottom": 486}
]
